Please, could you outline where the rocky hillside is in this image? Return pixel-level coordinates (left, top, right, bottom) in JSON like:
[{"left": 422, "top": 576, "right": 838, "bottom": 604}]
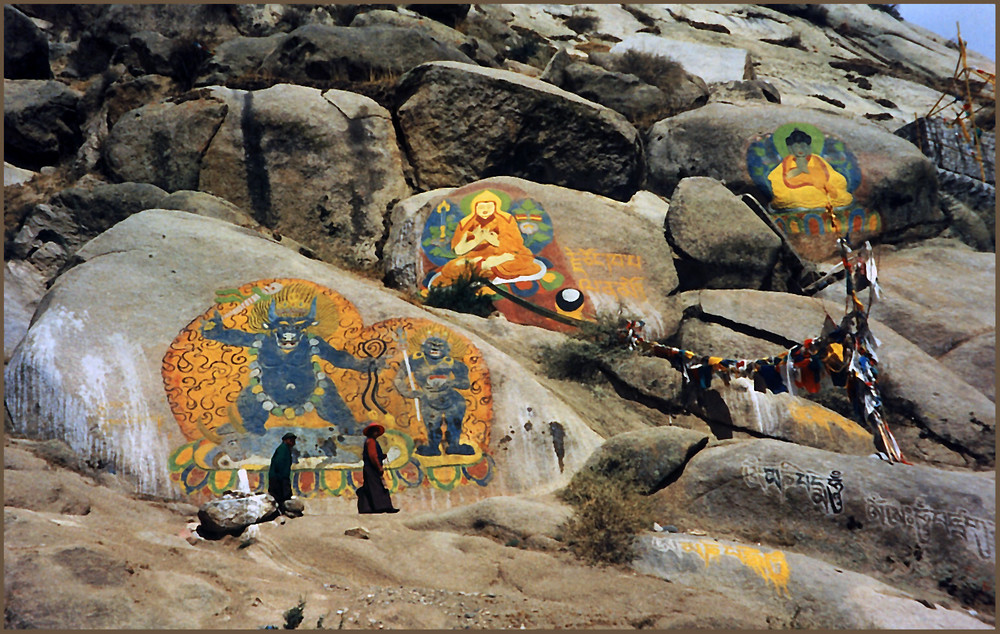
[{"left": 4, "top": 4, "right": 995, "bottom": 629}]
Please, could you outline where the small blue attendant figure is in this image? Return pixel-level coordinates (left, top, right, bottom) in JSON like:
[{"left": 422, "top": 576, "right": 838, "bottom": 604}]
[
  {"left": 201, "top": 297, "right": 377, "bottom": 436},
  {"left": 394, "top": 335, "right": 475, "bottom": 456}
]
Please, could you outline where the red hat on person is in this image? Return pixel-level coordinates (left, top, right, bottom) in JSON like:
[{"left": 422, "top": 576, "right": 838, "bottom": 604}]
[{"left": 363, "top": 422, "right": 385, "bottom": 438}]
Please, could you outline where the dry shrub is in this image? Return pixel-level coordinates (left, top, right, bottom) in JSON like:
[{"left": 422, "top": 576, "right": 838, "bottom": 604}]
[
  {"left": 539, "top": 313, "right": 627, "bottom": 382},
  {"left": 610, "top": 49, "right": 687, "bottom": 94},
  {"left": 563, "top": 12, "right": 599, "bottom": 35},
  {"left": 421, "top": 267, "right": 495, "bottom": 318},
  {"left": 559, "top": 466, "right": 656, "bottom": 566}
]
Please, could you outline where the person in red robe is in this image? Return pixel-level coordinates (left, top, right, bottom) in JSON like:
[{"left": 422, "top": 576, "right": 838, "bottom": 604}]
[{"left": 357, "top": 422, "right": 399, "bottom": 514}]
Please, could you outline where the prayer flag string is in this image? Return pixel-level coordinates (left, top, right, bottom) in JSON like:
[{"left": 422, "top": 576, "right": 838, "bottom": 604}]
[{"left": 621, "top": 239, "right": 908, "bottom": 464}]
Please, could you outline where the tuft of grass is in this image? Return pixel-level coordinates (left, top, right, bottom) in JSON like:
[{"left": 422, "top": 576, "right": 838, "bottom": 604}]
[
  {"left": 868, "top": 3, "right": 902, "bottom": 20},
  {"left": 563, "top": 11, "right": 600, "bottom": 34},
  {"left": 559, "top": 466, "right": 656, "bottom": 566},
  {"left": 610, "top": 49, "right": 688, "bottom": 94},
  {"left": 421, "top": 267, "right": 496, "bottom": 318},
  {"left": 283, "top": 599, "right": 306, "bottom": 630},
  {"left": 540, "top": 313, "right": 629, "bottom": 382}
]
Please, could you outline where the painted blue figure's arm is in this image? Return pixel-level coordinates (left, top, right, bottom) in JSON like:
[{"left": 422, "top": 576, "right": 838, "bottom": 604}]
[
  {"left": 312, "top": 338, "right": 378, "bottom": 373},
  {"left": 448, "top": 360, "right": 471, "bottom": 390},
  {"left": 200, "top": 310, "right": 258, "bottom": 347}
]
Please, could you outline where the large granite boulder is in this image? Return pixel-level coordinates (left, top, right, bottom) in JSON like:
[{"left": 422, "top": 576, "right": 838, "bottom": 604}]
[
  {"left": 610, "top": 34, "right": 753, "bottom": 85},
  {"left": 682, "top": 289, "right": 995, "bottom": 469},
  {"left": 4, "top": 80, "right": 84, "bottom": 170},
  {"left": 350, "top": 9, "right": 500, "bottom": 68},
  {"left": 104, "top": 96, "right": 228, "bottom": 192},
  {"left": 404, "top": 495, "right": 572, "bottom": 545},
  {"left": 541, "top": 51, "right": 707, "bottom": 127},
  {"left": 652, "top": 439, "right": 996, "bottom": 613},
  {"left": 646, "top": 103, "right": 944, "bottom": 259},
  {"left": 193, "top": 33, "right": 290, "bottom": 88},
  {"left": 10, "top": 182, "right": 170, "bottom": 280},
  {"left": 103, "top": 84, "right": 411, "bottom": 269},
  {"left": 124, "top": 31, "right": 211, "bottom": 86},
  {"left": 383, "top": 176, "right": 678, "bottom": 337},
  {"left": 4, "top": 162, "right": 37, "bottom": 187},
  {"left": 576, "top": 426, "right": 709, "bottom": 494},
  {"left": 4, "top": 261, "right": 46, "bottom": 362},
  {"left": 4, "top": 209, "right": 603, "bottom": 505},
  {"left": 665, "top": 176, "right": 783, "bottom": 290},
  {"left": 634, "top": 532, "right": 992, "bottom": 629},
  {"left": 256, "top": 24, "right": 475, "bottom": 85},
  {"left": 395, "top": 62, "right": 643, "bottom": 201},
  {"left": 692, "top": 378, "right": 875, "bottom": 456},
  {"left": 4, "top": 5, "right": 52, "bottom": 80},
  {"left": 817, "top": 241, "right": 995, "bottom": 401}
]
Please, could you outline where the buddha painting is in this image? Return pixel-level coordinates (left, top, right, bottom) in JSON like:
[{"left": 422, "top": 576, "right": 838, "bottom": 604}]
[
  {"left": 747, "top": 122, "right": 877, "bottom": 249},
  {"left": 431, "top": 189, "right": 545, "bottom": 287},
  {"left": 767, "top": 128, "right": 854, "bottom": 212}
]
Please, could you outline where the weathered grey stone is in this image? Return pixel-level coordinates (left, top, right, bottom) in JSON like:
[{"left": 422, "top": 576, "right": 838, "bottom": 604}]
[
  {"left": 818, "top": 242, "right": 995, "bottom": 358},
  {"left": 579, "top": 426, "right": 709, "bottom": 494},
  {"left": 584, "top": 51, "right": 711, "bottom": 122},
  {"left": 257, "top": 24, "right": 475, "bottom": 85},
  {"left": 940, "top": 332, "right": 995, "bottom": 403},
  {"left": 4, "top": 162, "right": 36, "bottom": 187},
  {"left": 404, "top": 495, "right": 572, "bottom": 542},
  {"left": 4, "top": 79, "right": 84, "bottom": 170},
  {"left": 69, "top": 5, "right": 240, "bottom": 78},
  {"left": 282, "top": 497, "right": 305, "bottom": 517},
  {"left": 193, "top": 33, "right": 290, "bottom": 88},
  {"left": 127, "top": 31, "right": 177, "bottom": 77},
  {"left": 11, "top": 182, "right": 170, "bottom": 280},
  {"left": 4, "top": 5, "right": 52, "bottom": 80},
  {"left": 610, "top": 34, "right": 751, "bottom": 84},
  {"left": 350, "top": 9, "right": 500, "bottom": 68},
  {"left": 815, "top": 241, "right": 995, "bottom": 403},
  {"left": 198, "top": 492, "right": 278, "bottom": 532},
  {"left": 5, "top": 209, "right": 603, "bottom": 500},
  {"left": 4, "top": 261, "right": 46, "bottom": 361},
  {"left": 407, "top": 3, "right": 471, "bottom": 27},
  {"left": 666, "top": 177, "right": 783, "bottom": 290},
  {"left": 709, "top": 79, "right": 781, "bottom": 105},
  {"left": 196, "top": 84, "right": 411, "bottom": 269},
  {"left": 634, "top": 532, "right": 992, "bottom": 629},
  {"left": 676, "top": 313, "right": 786, "bottom": 360},
  {"left": 646, "top": 103, "right": 944, "bottom": 253},
  {"left": 155, "top": 190, "right": 250, "bottom": 225},
  {"left": 692, "top": 289, "right": 995, "bottom": 469},
  {"left": 465, "top": 5, "right": 557, "bottom": 69},
  {"left": 553, "top": 62, "right": 677, "bottom": 125},
  {"left": 652, "top": 439, "right": 996, "bottom": 612},
  {"left": 396, "top": 62, "right": 643, "bottom": 201},
  {"left": 603, "top": 355, "right": 684, "bottom": 409},
  {"left": 691, "top": 377, "right": 874, "bottom": 455},
  {"left": 383, "top": 176, "right": 679, "bottom": 338},
  {"left": 104, "top": 95, "right": 229, "bottom": 192},
  {"left": 939, "top": 193, "right": 994, "bottom": 251}
]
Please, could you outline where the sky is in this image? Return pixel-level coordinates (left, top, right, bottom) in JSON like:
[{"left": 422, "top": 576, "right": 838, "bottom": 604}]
[{"left": 895, "top": 3, "right": 995, "bottom": 62}]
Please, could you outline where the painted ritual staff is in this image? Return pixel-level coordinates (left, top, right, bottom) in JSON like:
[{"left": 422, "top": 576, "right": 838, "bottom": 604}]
[
  {"left": 357, "top": 422, "right": 400, "bottom": 514},
  {"left": 268, "top": 432, "right": 296, "bottom": 514}
]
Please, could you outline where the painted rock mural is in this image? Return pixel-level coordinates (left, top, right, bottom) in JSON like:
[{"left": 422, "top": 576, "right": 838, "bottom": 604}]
[
  {"left": 419, "top": 182, "right": 652, "bottom": 332},
  {"left": 747, "top": 122, "right": 880, "bottom": 258},
  {"left": 162, "top": 278, "right": 494, "bottom": 502}
]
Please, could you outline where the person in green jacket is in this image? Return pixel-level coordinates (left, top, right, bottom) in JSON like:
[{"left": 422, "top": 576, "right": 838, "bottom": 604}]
[{"left": 268, "top": 432, "right": 296, "bottom": 514}]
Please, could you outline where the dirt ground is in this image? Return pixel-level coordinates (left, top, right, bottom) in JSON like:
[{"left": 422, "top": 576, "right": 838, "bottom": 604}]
[{"left": 4, "top": 436, "right": 777, "bottom": 630}]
